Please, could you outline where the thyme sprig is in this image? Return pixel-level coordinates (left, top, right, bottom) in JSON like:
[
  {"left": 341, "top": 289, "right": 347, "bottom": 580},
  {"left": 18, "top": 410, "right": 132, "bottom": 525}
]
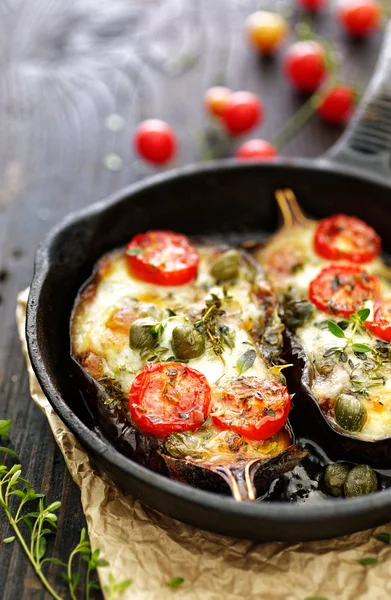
[
  {"left": 194, "top": 293, "right": 235, "bottom": 362},
  {"left": 326, "top": 308, "right": 372, "bottom": 358},
  {"left": 0, "top": 420, "right": 132, "bottom": 599}
]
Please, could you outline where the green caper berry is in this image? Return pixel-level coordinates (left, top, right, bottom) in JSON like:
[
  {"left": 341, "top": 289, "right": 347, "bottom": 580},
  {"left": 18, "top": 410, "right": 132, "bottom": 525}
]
[
  {"left": 211, "top": 249, "right": 240, "bottom": 281},
  {"left": 129, "top": 317, "right": 158, "bottom": 350},
  {"left": 324, "top": 463, "right": 350, "bottom": 497},
  {"left": 165, "top": 432, "right": 203, "bottom": 460},
  {"left": 344, "top": 464, "right": 378, "bottom": 497},
  {"left": 334, "top": 394, "right": 367, "bottom": 432},
  {"left": 171, "top": 325, "right": 205, "bottom": 360}
]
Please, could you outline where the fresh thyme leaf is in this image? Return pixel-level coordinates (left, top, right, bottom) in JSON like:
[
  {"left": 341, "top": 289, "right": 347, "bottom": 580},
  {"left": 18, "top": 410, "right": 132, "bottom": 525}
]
[
  {"left": 357, "top": 308, "right": 371, "bottom": 323},
  {"left": 0, "top": 420, "right": 12, "bottom": 438},
  {"left": 3, "top": 536, "right": 15, "bottom": 543},
  {"left": 167, "top": 577, "right": 185, "bottom": 588},
  {"left": 374, "top": 532, "right": 391, "bottom": 544},
  {"left": 104, "top": 573, "right": 133, "bottom": 599},
  {"left": 328, "top": 321, "right": 346, "bottom": 339},
  {"left": 357, "top": 557, "right": 377, "bottom": 566},
  {"left": 126, "top": 247, "right": 144, "bottom": 256},
  {"left": 151, "top": 322, "right": 165, "bottom": 336},
  {"left": 237, "top": 349, "right": 256, "bottom": 375},
  {"left": 351, "top": 343, "right": 371, "bottom": 354}
]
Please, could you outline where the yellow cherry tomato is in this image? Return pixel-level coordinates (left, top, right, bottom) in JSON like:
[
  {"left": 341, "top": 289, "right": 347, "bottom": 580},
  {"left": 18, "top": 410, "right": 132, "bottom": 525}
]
[
  {"left": 246, "top": 11, "right": 289, "bottom": 55},
  {"left": 204, "top": 86, "right": 232, "bottom": 117}
]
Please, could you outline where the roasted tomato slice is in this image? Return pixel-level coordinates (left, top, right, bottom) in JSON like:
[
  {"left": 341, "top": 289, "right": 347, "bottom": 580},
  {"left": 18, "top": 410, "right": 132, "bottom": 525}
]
[
  {"left": 309, "top": 265, "right": 377, "bottom": 317},
  {"left": 314, "top": 214, "right": 380, "bottom": 263},
  {"left": 129, "top": 362, "right": 210, "bottom": 437},
  {"left": 365, "top": 300, "right": 391, "bottom": 341},
  {"left": 211, "top": 377, "right": 291, "bottom": 441},
  {"left": 126, "top": 231, "right": 199, "bottom": 286}
]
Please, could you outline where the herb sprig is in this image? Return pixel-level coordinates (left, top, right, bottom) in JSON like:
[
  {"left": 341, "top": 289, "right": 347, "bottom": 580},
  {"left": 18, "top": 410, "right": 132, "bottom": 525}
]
[
  {"left": 0, "top": 420, "right": 132, "bottom": 599},
  {"left": 194, "top": 294, "right": 235, "bottom": 362},
  {"left": 326, "top": 308, "right": 372, "bottom": 358}
]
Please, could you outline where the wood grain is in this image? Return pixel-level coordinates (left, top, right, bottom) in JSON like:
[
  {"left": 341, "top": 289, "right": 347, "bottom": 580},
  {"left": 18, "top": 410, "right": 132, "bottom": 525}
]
[{"left": 0, "top": 0, "right": 383, "bottom": 597}]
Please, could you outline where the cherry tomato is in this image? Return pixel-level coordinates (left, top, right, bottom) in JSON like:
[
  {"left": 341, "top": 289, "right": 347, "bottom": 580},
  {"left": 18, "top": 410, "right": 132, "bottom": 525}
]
[
  {"left": 309, "top": 264, "right": 378, "bottom": 317},
  {"left": 318, "top": 85, "right": 356, "bottom": 124},
  {"left": 283, "top": 41, "right": 327, "bottom": 93},
  {"left": 338, "top": 0, "right": 382, "bottom": 38},
  {"left": 297, "top": 0, "right": 327, "bottom": 9},
  {"left": 204, "top": 86, "right": 232, "bottom": 117},
  {"left": 221, "top": 92, "right": 263, "bottom": 136},
  {"left": 134, "top": 119, "right": 177, "bottom": 164},
  {"left": 365, "top": 301, "right": 391, "bottom": 341},
  {"left": 235, "top": 139, "right": 278, "bottom": 160},
  {"left": 314, "top": 214, "right": 380, "bottom": 263},
  {"left": 126, "top": 231, "right": 199, "bottom": 286},
  {"left": 246, "top": 11, "right": 289, "bottom": 55},
  {"left": 129, "top": 363, "right": 211, "bottom": 437},
  {"left": 211, "top": 377, "right": 291, "bottom": 441}
]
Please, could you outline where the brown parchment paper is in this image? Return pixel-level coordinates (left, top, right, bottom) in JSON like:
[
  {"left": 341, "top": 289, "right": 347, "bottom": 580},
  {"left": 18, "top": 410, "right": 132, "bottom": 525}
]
[{"left": 16, "top": 288, "right": 391, "bottom": 600}]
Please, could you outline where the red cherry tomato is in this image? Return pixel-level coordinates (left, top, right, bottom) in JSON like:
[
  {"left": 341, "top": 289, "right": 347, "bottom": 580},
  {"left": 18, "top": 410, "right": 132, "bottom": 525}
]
[
  {"left": 204, "top": 86, "right": 232, "bottom": 117},
  {"left": 297, "top": 0, "right": 327, "bottom": 9},
  {"left": 235, "top": 139, "right": 278, "bottom": 160},
  {"left": 283, "top": 41, "right": 326, "bottom": 93},
  {"left": 246, "top": 11, "right": 289, "bottom": 55},
  {"left": 338, "top": 0, "right": 382, "bottom": 38},
  {"left": 134, "top": 119, "right": 177, "bottom": 164},
  {"left": 318, "top": 85, "right": 356, "bottom": 124},
  {"left": 129, "top": 363, "right": 211, "bottom": 437},
  {"left": 211, "top": 377, "right": 291, "bottom": 441},
  {"left": 314, "top": 214, "right": 380, "bottom": 263},
  {"left": 365, "top": 301, "right": 391, "bottom": 341},
  {"left": 309, "top": 264, "right": 378, "bottom": 317},
  {"left": 221, "top": 92, "right": 263, "bottom": 136},
  {"left": 126, "top": 231, "right": 199, "bottom": 286}
]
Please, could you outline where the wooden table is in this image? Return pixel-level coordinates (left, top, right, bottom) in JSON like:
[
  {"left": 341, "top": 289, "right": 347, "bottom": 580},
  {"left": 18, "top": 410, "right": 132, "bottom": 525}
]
[{"left": 0, "top": 0, "right": 384, "bottom": 597}]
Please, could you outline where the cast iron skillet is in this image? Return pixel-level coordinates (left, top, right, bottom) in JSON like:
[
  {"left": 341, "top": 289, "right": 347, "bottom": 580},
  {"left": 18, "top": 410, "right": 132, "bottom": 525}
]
[{"left": 27, "top": 26, "right": 391, "bottom": 542}]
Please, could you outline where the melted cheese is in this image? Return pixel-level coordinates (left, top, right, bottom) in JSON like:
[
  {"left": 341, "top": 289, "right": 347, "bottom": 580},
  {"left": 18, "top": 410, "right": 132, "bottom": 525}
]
[
  {"left": 258, "top": 220, "right": 391, "bottom": 441},
  {"left": 72, "top": 245, "right": 278, "bottom": 416}
]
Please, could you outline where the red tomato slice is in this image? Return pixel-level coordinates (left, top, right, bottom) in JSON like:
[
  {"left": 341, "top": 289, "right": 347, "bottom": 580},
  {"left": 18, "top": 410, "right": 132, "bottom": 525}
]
[
  {"left": 129, "top": 363, "right": 211, "bottom": 437},
  {"left": 211, "top": 377, "right": 290, "bottom": 441},
  {"left": 365, "top": 301, "right": 391, "bottom": 341},
  {"left": 126, "top": 231, "right": 199, "bottom": 286},
  {"left": 314, "top": 214, "right": 380, "bottom": 263},
  {"left": 309, "top": 264, "right": 378, "bottom": 317}
]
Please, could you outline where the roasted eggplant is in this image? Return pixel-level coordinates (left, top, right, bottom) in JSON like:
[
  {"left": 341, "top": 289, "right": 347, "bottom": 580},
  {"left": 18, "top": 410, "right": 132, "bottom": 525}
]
[
  {"left": 255, "top": 189, "right": 391, "bottom": 468},
  {"left": 71, "top": 233, "right": 306, "bottom": 500}
]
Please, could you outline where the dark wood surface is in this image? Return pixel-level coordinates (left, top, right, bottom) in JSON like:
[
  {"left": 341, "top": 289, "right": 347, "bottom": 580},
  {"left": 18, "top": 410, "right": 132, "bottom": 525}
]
[{"left": 0, "top": 0, "right": 384, "bottom": 598}]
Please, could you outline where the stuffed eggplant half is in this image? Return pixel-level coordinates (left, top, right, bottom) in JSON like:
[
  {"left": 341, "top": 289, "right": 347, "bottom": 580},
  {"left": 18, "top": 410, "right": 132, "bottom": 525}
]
[
  {"left": 71, "top": 231, "right": 306, "bottom": 501},
  {"left": 256, "top": 189, "right": 391, "bottom": 470}
]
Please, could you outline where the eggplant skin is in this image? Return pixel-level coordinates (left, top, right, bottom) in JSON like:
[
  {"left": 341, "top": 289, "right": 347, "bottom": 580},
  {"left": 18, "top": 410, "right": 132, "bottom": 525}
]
[
  {"left": 284, "top": 330, "right": 391, "bottom": 469},
  {"left": 72, "top": 359, "right": 306, "bottom": 498}
]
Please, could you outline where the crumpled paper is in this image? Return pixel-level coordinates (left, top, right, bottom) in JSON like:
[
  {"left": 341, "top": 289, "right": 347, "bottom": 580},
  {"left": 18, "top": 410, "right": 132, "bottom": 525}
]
[{"left": 16, "top": 288, "right": 391, "bottom": 600}]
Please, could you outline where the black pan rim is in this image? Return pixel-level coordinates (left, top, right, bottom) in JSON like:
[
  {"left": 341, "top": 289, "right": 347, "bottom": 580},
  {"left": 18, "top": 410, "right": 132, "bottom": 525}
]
[{"left": 26, "top": 157, "right": 391, "bottom": 525}]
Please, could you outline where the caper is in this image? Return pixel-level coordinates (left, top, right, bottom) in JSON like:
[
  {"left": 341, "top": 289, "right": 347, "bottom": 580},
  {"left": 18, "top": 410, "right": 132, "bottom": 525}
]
[
  {"left": 165, "top": 432, "right": 203, "bottom": 459},
  {"left": 129, "top": 317, "right": 158, "bottom": 350},
  {"left": 324, "top": 463, "right": 350, "bottom": 497},
  {"left": 172, "top": 325, "right": 205, "bottom": 360},
  {"left": 334, "top": 394, "right": 367, "bottom": 432},
  {"left": 344, "top": 464, "right": 378, "bottom": 497},
  {"left": 211, "top": 249, "right": 240, "bottom": 281}
]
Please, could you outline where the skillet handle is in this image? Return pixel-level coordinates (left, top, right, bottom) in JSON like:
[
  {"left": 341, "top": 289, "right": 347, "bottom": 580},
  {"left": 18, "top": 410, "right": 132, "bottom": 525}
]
[{"left": 323, "top": 22, "right": 391, "bottom": 178}]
